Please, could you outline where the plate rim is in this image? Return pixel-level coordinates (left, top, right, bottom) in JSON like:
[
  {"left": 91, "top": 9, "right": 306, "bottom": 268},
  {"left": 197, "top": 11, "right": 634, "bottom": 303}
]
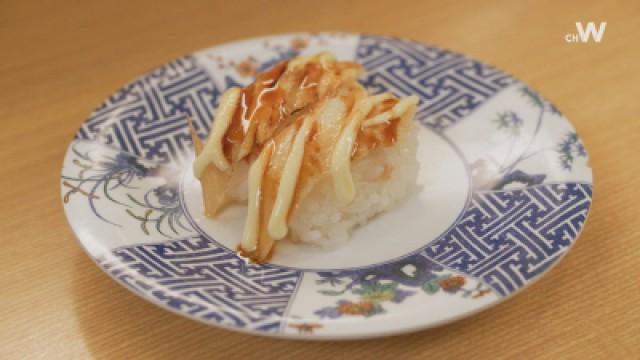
[{"left": 61, "top": 31, "right": 594, "bottom": 339}]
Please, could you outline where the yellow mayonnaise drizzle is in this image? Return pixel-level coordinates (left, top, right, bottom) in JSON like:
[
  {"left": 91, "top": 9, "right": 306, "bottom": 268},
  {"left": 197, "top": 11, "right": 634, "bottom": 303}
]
[
  {"left": 192, "top": 53, "right": 418, "bottom": 261},
  {"left": 330, "top": 98, "right": 376, "bottom": 204},
  {"left": 193, "top": 88, "right": 242, "bottom": 177},
  {"left": 240, "top": 142, "right": 273, "bottom": 251},
  {"left": 268, "top": 115, "right": 315, "bottom": 240},
  {"left": 194, "top": 88, "right": 416, "bottom": 244},
  {"left": 362, "top": 95, "right": 419, "bottom": 128},
  {"left": 329, "top": 93, "right": 398, "bottom": 204},
  {"left": 287, "top": 52, "right": 336, "bottom": 71}
]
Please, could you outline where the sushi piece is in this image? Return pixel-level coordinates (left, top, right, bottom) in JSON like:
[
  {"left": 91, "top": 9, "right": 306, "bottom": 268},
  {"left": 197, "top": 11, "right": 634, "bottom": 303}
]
[{"left": 191, "top": 52, "right": 419, "bottom": 262}]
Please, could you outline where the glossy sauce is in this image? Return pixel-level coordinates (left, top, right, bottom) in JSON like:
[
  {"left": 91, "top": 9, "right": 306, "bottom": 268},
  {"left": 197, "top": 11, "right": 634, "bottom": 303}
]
[
  {"left": 195, "top": 54, "right": 417, "bottom": 262},
  {"left": 223, "top": 61, "right": 289, "bottom": 161},
  {"left": 353, "top": 98, "right": 400, "bottom": 160}
]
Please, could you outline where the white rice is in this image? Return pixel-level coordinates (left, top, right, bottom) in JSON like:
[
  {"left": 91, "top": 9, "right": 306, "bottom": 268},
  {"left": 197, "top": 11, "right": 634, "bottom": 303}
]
[{"left": 288, "top": 121, "right": 419, "bottom": 247}]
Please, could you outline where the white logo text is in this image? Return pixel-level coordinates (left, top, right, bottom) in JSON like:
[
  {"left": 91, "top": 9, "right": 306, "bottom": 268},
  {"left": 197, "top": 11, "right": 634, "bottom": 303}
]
[{"left": 565, "top": 22, "right": 607, "bottom": 43}]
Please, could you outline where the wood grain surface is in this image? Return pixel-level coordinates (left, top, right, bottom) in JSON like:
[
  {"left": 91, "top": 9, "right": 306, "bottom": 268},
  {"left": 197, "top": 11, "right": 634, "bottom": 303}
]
[{"left": 2, "top": 0, "right": 639, "bottom": 358}]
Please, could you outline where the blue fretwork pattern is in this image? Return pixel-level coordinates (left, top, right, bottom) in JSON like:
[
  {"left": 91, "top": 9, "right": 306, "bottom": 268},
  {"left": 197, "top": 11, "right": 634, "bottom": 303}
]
[
  {"left": 356, "top": 36, "right": 514, "bottom": 131},
  {"left": 424, "top": 183, "right": 592, "bottom": 296},
  {"left": 77, "top": 55, "right": 222, "bottom": 165},
  {"left": 102, "top": 235, "right": 301, "bottom": 332},
  {"left": 71, "top": 36, "right": 593, "bottom": 333},
  {"left": 75, "top": 36, "right": 515, "bottom": 165}
]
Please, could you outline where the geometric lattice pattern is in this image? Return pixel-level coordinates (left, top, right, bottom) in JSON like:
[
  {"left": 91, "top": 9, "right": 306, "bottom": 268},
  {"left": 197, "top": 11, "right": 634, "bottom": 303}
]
[
  {"left": 356, "top": 35, "right": 514, "bottom": 131},
  {"left": 67, "top": 35, "right": 593, "bottom": 333},
  {"left": 102, "top": 235, "right": 301, "bottom": 332},
  {"left": 424, "top": 183, "right": 592, "bottom": 296},
  {"left": 77, "top": 55, "right": 224, "bottom": 165}
]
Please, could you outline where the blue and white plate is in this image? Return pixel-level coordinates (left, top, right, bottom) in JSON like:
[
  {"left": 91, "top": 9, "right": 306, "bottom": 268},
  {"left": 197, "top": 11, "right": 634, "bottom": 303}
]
[{"left": 62, "top": 33, "right": 593, "bottom": 339}]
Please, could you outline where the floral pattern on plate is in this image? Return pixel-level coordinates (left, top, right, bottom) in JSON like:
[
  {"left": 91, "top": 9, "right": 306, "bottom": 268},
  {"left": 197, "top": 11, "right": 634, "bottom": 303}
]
[
  {"left": 314, "top": 260, "right": 491, "bottom": 319},
  {"left": 62, "top": 32, "right": 593, "bottom": 338}
]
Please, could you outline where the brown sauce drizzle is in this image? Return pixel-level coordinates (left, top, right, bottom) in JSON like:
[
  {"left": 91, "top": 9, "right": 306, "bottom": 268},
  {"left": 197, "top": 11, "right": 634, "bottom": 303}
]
[
  {"left": 203, "top": 56, "right": 412, "bottom": 263},
  {"left": 223, "top": 61, "right": 289, "bottom": 161},
  {"left": 352, "top": 98, "right": 400, "bottom": 160},
  {"left": 222, "top": 60, "right": 400, "bottom": 167},
  {"left": 236, "top": 244, "right": 274, "bottom": 264}
]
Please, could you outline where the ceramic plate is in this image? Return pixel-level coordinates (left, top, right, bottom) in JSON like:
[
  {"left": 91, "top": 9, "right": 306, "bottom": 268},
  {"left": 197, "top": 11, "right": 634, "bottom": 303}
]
[{"left": 62, "top": 32, "right": 593, "bottom": 339}]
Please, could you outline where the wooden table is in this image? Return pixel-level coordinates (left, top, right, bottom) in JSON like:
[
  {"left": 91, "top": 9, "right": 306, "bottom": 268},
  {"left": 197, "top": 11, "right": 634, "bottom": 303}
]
[{"left": 2, "top": 0, "right": 639, "bottom": 358}]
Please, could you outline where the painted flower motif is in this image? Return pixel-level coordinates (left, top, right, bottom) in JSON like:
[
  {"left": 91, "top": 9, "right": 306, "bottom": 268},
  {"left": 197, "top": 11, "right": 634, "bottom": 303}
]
[
  {"left": 111, "top": 152, "right": 149, "bottom": 178},
  {"left": 318, "top": 255, "right": 444, "bottom": 288},
  {"left": 472, "top": 288, "right": 492, "bottom": 299},
  {"left": 314, "top": 305, "right": 341, "bottom": 319},
  {"left": 290, "top": 37, "right": 309, "bottom": 50},
  {"left": 289, "top": 322, "right": 322, "bottom": 334},
  {"left": 520, "top": 86, "right": 545, "bottom": 109},
  {"left": 315, "top": 274, "right": 344, "bottom": 287},
  {"left": 354, "top": 282, "right": 414, "bottom": 304},
  {"left": 235, "top": 59, "right": 257, "bottom": 77},
  {"left": 337, "top": 301, "right": 376, "bottom": 316},
  {"left": 392, "top": 289, "right": 414, "bottom": 303},
  {"left": 548, "top": 102, "right": 562, "bottom": 116},
  {"left": 315, "top": 300, "right": 383, "bottom": 319},
  {"left": 153, "top": 185, "right": 179, "bottom": 206},
  {"left": 314, "top": 255, "right": 490, "bottom": 319},
  {"left": 477, "top": 85, "right": 582, "bottom": 192},
  {"left": 127, "top": 183, "right": 190, "bottom": 237},
  {"left": 520, "top": 86, "right": 562, "bottom": 116},
  {"left": 439, "top": 275, "right": 466, "bottom": 290},
  {"left": 62, "top": 143, "right": 191, "bottom": 236},
  {"left": 557, "top": 131, "right": 587, "bottom": 170},
  {"left": 494, "top": 111, "right": 523, "bottom": 135}
]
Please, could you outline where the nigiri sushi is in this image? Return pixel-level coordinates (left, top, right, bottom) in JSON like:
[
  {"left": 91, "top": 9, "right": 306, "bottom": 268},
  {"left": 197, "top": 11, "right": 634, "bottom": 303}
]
[{"left": 191, "top": 52, "right": 419, "bottom": 262}]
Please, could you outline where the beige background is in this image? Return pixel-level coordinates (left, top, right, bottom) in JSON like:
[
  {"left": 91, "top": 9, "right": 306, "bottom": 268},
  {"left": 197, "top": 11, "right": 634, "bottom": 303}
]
[{"left": 2, "top": 0, "right": 640, "bottom": 358}]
